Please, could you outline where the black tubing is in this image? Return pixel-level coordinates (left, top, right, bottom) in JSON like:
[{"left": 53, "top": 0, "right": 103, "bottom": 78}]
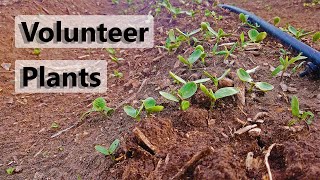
[{"left": 219, "top": 4, "right": 320, "bottom": 68}]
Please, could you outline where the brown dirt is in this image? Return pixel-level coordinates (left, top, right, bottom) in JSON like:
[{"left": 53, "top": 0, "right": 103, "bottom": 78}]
[{"left": 0, "top": 0, "right": 320, "bottom": 179}]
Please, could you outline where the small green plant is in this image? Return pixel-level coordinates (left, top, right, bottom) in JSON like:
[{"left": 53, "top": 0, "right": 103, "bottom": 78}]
[
  {"left": 176, "top": 28, "right": 201, "bottom": 45},
  {"left": 212, "top": 42, "right": 237, "bottom": 60},
  {"left": 111, "top": 0, "right": 119, "bottom": 4},
  {"left": 271, "top": 53, "right": 307, "bottom": 80},
  {"left": 51, "top": 122, "right": 59, "bottom": 129},
  {"left": 178, "top": 45, "right": 206, "bottom": 68},
  {"left": 160, "top": 81, "right": 198, "bottom": 111},
  {"left": 95, "top": 139, "right": 120, "bottom": 161},
  {"left": 239, "top": 32, "right": 247, "bottom": 47},
  {"left": 288, "top": 25, "right": 313, "bottom": 40},
  {"left": 33, "top": 48, "right": 41, "bottom": 56},
  {"left": 288, "top": 96, "right": 314, "bottom": 126},
  {"left": 237, "top": 68, "right": 274, "bottom": 92},
  {"left": 185, "top": 10, "right": 196, "bottom": 19},
  {"left": 273, "top": 16, "right": 281, "bottom": 26},
  {"left": 204, "top": 10, "right": 223, "bottom": 20},
  {"left": 313, "top": 32, "right": 320, "bottom": 42},
  {"left": 248, "top": 29, "right": 267, "bottom": 43},
  {"left": 239, "top": 13, "right": 260, "bottom": 29},
  {"left": 159, "top": 0, "right": 183, "bottom": 18},
  {"left": 158, "top": 29, "right": 181, "bottom": 53},
  {"left": 200, "top": 84, "right": 239, "bottom": 108},
  {"left": 6, "top": 167, "right": 15, "bottom": 175},
  {"left": 124, "top": 97, "right": 163, "bottom": 121},
  {"left": 106, "top": 48, "right": 124, "bottom": 63},
  {"left": 169, "top": 71, "right": 210, "bottom": 84},
  {"left": 201, "top": 22, "right": 230, "bottom": 42},
  {"left": 112, "top": 70, "right": 123, "bottom": 78},
  {"left": 204, "top": 69, "right": 230, "bottom": 87},
  {"left": 81, "top": 97, "right": 114, "bottom": 120}
]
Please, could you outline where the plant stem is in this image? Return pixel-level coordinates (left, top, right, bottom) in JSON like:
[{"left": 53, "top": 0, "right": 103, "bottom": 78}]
[{"left": 248, "top": 83, "right": 255, "bottom": 92}]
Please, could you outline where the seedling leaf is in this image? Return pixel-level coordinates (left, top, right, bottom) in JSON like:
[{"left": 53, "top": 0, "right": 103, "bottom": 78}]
[
  {"left": 273, "top": 16, "right": 280, "bottom": 26},
  {"left": 199, "top": 83, "right": 215, "bottom": 99},
  {"left": 169, "top": 71, "right": 186, "bottom": 84},
  {"left": 143, "top": 97, "right": 156, "bottom": 109},
  {"left": 188, "top": 49, "right": 202, "bottom": 64},
  {"left": 124, "top": 106, "right": 139, "bottom": 119},
  {"left": 291, "top": 96, "right": 300, "bottom": 117},
  {"left": 159, "top": 91, "right": 179, "bottom": 102},
  {"left": 95, "top": 145, "right": 110, "bottom": 155},
  {"left": 193, "top": 78, "right": 210, "bottom": 84},
  {"left": 181, "top": 100, "right": 190, "bottom": 111},
  {"left": 237, "top": 68, "right": 253, "bottom": 82},
  {"left": 255, "top": 82, "right": 274, "bottom": 92},
  {"left": 272, "top": 65, "right": 284, "bottom": 76},
  {"left": 313, "top": 32, "right": 320, "bottom": 42},
  {"left": 215, "top": 87, "right": 239, "bottom": 99},
  {"left": 108, "top": 139, "right": 120, "bottom": 154},
  {"left": 178, "top": 82, "right": 198, "bottom": 99}
]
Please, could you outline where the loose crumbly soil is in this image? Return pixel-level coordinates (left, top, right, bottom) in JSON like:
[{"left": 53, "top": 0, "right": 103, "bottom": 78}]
[{"left": 0, "top": 0, "right": 319, "bottom": 179}]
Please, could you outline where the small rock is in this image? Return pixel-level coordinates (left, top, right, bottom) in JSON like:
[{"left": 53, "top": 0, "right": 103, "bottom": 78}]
[
  {"left": 317, "top": 94, "right": 320, "bottom": 100},
  {"left": 248, "top": 128, "right": 261, "bottom": 137},
  {"left": 14, "top": 166, "right": 23, "bottom": 173},
  {"left": 287, "top": 87, "right": 297, "bottom": 93},
  {"left": 219, "top": 78, "right": 234, "bottom": 87},
  {"left": 208, "top": 119, "right": 216, "bottom": 128},
  {"left": 280, "top": 82, "right": 288, "bottom": 92},
  {"left": 263, "top": 63, "right": 269, "bottom": 66},
  {"left": 34, "top": 172, "right": 45, "bottom": 180},
  {"left": 246, "top": 152, "right": 254, "bottom": 170},
  {"left": 1, "top": 63, "right": 11, "bottom": 71}
]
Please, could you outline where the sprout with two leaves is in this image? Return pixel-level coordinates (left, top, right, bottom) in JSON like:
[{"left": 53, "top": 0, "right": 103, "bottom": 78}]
[
  {"left": 203, "top": 69, "right": 230, "bottom": 87},
  {"left": 288, "top": 96, "right": 314, "bottom": 126},
  {"left": 178, "top": 45, "right": 207, "bottom": 68},
  {"left": 81, "top": 97, "right": 114, "bottom": 120},
  {"left": 95, "top": 139, "right": 120, "bottom": 161},
  {"left": 237, "top": 68, "right": 274, "bottom": 92}
]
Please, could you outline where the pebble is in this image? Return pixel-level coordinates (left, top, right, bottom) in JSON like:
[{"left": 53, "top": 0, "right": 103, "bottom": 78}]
[
  {"left": 14, "top": 166, "right": 23, "bottom": 173},
  {"left": 219, "top": 78, "right": 234, "bottom": 87},
  {"left": 316, "top": 94, "right": 320, "bottom": 100}
]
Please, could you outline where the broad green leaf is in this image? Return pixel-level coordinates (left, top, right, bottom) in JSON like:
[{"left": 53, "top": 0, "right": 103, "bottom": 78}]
[
  {"left": 181, "top": 100, "right": 190, "bottom": 111},
  {"left": 188, "top": 49, "right": 202, "bottom": 64},
  {"left": 195, "top": 45, "right": 204, "bottom": 52},
  {"left": 255, "top": 32, "right": 267, "bottom": 43},
  {"left": 248, "top": 29, "right": 259, "bottom": 42},
  {"left": 143, "top": 97, "right": 156, "bottom": 109},
  {"left": 271, "top": 65, "right": 284, "bottom": 76},
  {"left": 215, "top": 87, "right": 239, "bottom": 99},
  {"left": 93, "top": 97, "right": 107, "bottom": 111},
  {"left": 159, "top": 91, "right": 179, "bottom": 102},
  {"left": 177, "top": 55, "right": 189, "bottom": 65},
  {"left": 288, "top": 25, "right": 298, "bottom": 36},
  {"left": 239, "top": 13, "right": 247, "bottom": 23},
  {"left": 193, "top": 78, "right": 210, "bottom": 84},
  {"left": 273, "top": 16, "right": 280, "bottom": 26},
  {"left": 199, "top": 83, "right": 215, "bottom": 99},
  {"left": 237, "top": 68, "right": 253, "bottom": 82},
  {"left": 169, "top": 71, "right": 186, "bottom": 84},
  {"left": 312, "top": 32, "right": 320, "bottom": 42},
  {"left": 291, "top": 96, "right": 300, "bottom": 117},
  {"left": 178, "top": 82, "right": 198, "bottom": 99},
  {"left": 124, "top": 106, "right": 138, "bottom": 118},
  {"left": 109, "top": 139, "right": 120, "bottom": 154},
  {"left": 95, "top": 145, "right": 110, "bottom": 155},
  {"left": 146, "top": 106, "right": 164, "bottom": 113},
  {"left": 288, "top": 54, "right": 307, "bottom": 64},
  {"left": 255, "top": 82, "right": 274, "bottom": 92}
]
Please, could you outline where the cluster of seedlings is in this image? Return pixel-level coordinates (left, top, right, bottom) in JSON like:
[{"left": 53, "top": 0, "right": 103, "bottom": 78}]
[{"left": 78, "top": 0, "right": 318, "bottom": 162}]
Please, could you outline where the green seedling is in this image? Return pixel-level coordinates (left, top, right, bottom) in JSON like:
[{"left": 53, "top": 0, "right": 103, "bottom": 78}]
[
  {"left": 273, "top": 16, "right": 281, "bottom": 26},
  {"left": 176, "top": 28, "right": 201, "bottom": 45},
  {"left": 169, "top": 71, "right": 210, "bottom": 84},
  {"left": 6, "top": 167, "right": 15, "bottom": 175},
  {"left": 158, "top": 29, "right": 181, "bottom": 53},
  {"left": 212, "top": 42, "right": 238, "bottom": 60},
  {"left": 288, "top": 96, "right": 314, "bottom": 126},
  {"left": 111, "top": 0, "right": 119, "bottom": 4},
  {"left": 248, "top": 29, "right": 267, "bottom": 43},
  {"left": 239, "top": 13, "right": 260, "bottom": 29},
  {"left": 159, "top": 0, "right": 183, "bottom": 18},
  {"left": 33, "top": 48, "right": 41, "bottom": 56},
  {"left": 313, "top": 32, "right": 320, "bottom": 42},
  {"left": 124, "top": 104, "right": 143, "bottom": 121},
  {"left": 106, "top": 48, "right": 124, "bottom": 63},
  {"left": 271, "top": 53, "right": 307, "bottom": 80},
  {"left": 95, "top": 139, "right": 120, "bottom": 161},
  {"left": 200, "top": 84, "right": 239, "bottom": 108},
  {"left": 81, "top": 97, "right": 114, "bottom": 120},
  {"left": 142, "top": 97, "right": 164, "bottom": 114},
  {"left": 160, "top": 81, "right": 198, "bottom": 111},
  {"left": 112, "top": 70, "right": 123, "bottom": 78},
  {"left": 204, "top": 10, "right": 223, "bottom": 20},
  {"left": 178, "top": 45, "right": 206, "bottom": 68},
  {"left": 239, "top": 32, "right": 247, "bottom": 47},
  {"left": 204, "top": 69, "right": 230, "bottom": 87},
  {"left": 185, "top": 10, "right": 196, "bottom": 19},
  {"left": 201, "top": 22, "right": 230, "bottom": 42},
  {"left": 51, "top": 122, "right": 59, "bottom": 129},
  {"left": 237, "top": 68, "right": 274, "bottom": 92},
  {"left": 288, "top": 25, "right": 313, "bottom": 40}
]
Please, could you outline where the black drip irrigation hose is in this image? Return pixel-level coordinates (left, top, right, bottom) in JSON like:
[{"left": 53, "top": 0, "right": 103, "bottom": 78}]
[{"left": 219, "top": 4, "right": 320, "bottom": 78}]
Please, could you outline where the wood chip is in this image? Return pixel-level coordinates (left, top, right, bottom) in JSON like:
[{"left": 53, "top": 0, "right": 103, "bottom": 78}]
[
  {"left": 133, "top": 127, "right": 158, "bottom": 155},
  {"left": 234, "top": 124, "right": 257, "bottom": 135},
  {"left": 171, "top": 146, "right": 214, "bottom": 180}
]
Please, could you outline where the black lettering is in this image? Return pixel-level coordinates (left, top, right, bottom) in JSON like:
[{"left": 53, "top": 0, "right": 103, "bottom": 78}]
[
  {"left": 65, "top": 28, "right": 79, "bottom": 42},
  {"left": 39, "top": 66, "right": 45, "bottom": 87},
  {"left": 39, "top": 27, "right": 54, "bottom": 42},
  {"left": 124, "top": 28, "right": 137, "bottom": 42},
  {"left": 97, "top": 24, "right": 108, "bottom": 42},
  {"left": 47, "top": 72, "right": 60, "bottom": 87},
  {"left": 139, "top": 27, "right": 149, "bottom": 42},
  {"left": 21, "top": 22, "right": 39, "bottom": 42},
  {"left": 63, "top": 72, "right": 77, "bottom": 87},
  {"left": 109, "top": 28, "right": 122, "bottom": 42},
  {"left": 23, "top": 67, "right": 37, "bottom": 86},
  {"left": 82, "top": 27, "right": 95, "bottom": 42},
  {"left": 79, "top": 69, "right": 89, "bottom": 87},
  {"left": 89, "top": 72, "right": 101, "bottom": 87}
]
